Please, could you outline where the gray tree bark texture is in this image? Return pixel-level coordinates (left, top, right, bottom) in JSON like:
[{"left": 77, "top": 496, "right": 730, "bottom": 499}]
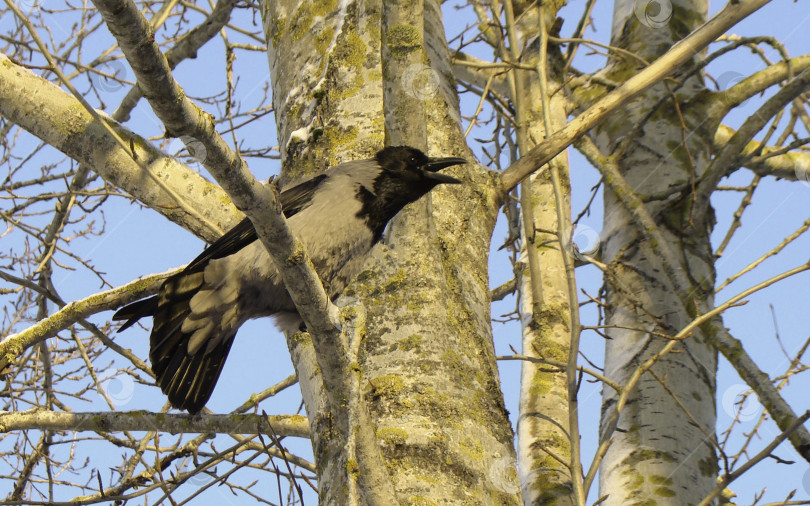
[
  {"left": 597, "top": 0, "right": 718, "bottom": 502},
  {"left": 262, "top": 1, "right": 519, "bottom": 503},
  {"left": 498, "top": 2, "right": 579, "bottom": 504}
]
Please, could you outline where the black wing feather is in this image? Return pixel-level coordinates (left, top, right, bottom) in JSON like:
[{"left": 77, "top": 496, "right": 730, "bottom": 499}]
[
  {"left": 147, "top": 269, "right": 231, "bottom": 413},
  {"left": 158, "top": 335, "right": 234, "bottom": 413},
  {"left": 113, "top": 296, "right": 158, "bottom": 331},
  {"left": 183, "top": 173, "right": 328, "bottom": 273},
  {"left": 279, "top": 173, "right": 327, "bottom": 217},
  {"left": 184, "top": 217, "right": 257, "bottom": 272},
  {"left": 112, "top": 172, "right": 330, "bottom": 412},
  {"left": 113, "top": 172, "right": 329, "bottom": 328}
]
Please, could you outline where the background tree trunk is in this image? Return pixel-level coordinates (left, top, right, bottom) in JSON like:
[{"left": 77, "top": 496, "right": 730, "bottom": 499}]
[
  {"left": 597, "top": 0, "right": 718, "bottom": 502},
  {"left": 505, "top": 2, "right": 578, "bottom": 504}
]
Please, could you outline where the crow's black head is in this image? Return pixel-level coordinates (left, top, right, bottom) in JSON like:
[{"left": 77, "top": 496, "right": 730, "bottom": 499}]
[
  {"left": 375, "top": 145, "right": 464, "bottom": 187},
  {"left": 360, "top": 146, "right": 466, "bottom": 241}
]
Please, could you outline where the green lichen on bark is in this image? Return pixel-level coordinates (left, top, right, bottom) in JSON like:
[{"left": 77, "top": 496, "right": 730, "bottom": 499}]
[
  {"left": 289, "top": 4, "right": 313, "bottom": 42},
  {"left": 267, "top": 14, "right": 285, "bottom": 47},
  {"left": 697, "top": 455, "right": 719, "bottom": 477},
  {"left": 397, "top": 334, "right": 423, "bottom": 351},
  {"left": 377, "top": 427, "right": 409, "bottom": 446},
  {"left": 314, "top": 26, "right": 335, "bottom": 54},
  {"left": 653, "top": 486, "right": 676, "bottom": 497},
  {"left": 312, "top": 0, "right": 337, "bottom": 16},
  {"left": 322, "top": 125, "right": 358, "bottom": 148},
  {"left": 649, "top": 474, "right": 675, "bottom": 497},
  {"left": 406, "top": 497, "right": 438, "bottom": 506},
  {"left": 622, "top": 448, "right": 677, "bottom": 465},
  {"left": 458, "top": 436, "right": 484, "bottom": 460},
  {"left": 368, "top": 374, "right": 405, "bottom": 398},
  {"left": 60, "top": 104, "right": 90, "bottom": 136},
  {"left": 620, "top": 467, "right": 645, "bottom": 490},
  {"left": 332, "top": 32, "right": 367, "bottom": 68},
  {"left": 626, "top": 423, "right": 642, "bottom": 445},
  {"left": 291, "top": 330, "right": 312, "bottom": 346},
  {"left": 385, "top": 24, "right": 422, "bottom": 58},
  {"left": 441, "top": 349, "right": 475, "bottom": 385},
  {"left": 527, "top": 432, "right": 573, "bottom": 501}
]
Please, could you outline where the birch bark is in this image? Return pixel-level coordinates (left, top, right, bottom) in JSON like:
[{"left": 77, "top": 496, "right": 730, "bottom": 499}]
[{"left": 597, "top": 1, "right": 718, "bottom": 502}]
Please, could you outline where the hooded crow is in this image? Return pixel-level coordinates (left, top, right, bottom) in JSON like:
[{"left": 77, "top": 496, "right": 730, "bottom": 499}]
[{"left": 113, "top": 146, "right": 465, "bottom": 413}]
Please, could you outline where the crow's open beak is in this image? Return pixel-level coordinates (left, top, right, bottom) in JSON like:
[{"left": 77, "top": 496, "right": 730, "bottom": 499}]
[{"left": 422, "top": 156, "right": 466, "bottom": 184}]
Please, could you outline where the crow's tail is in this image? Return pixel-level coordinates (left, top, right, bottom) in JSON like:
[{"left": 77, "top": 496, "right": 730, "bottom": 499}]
[
  {"left": 114, "top": 271, "right": 235, "bottom": 413},
  {"left": 113, "top": 296, "right": 159, "bottom": 332}
]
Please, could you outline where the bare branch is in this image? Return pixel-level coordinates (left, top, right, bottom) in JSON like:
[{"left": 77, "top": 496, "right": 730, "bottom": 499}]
[
  {"left": 698, "top": 411, "right": 810, "bottom": 506},
  {"left": 500, "top": 0, "right": 774, "bottom": 191},
  {"left": 0, "top": 54, "right": 240, "bottom": 242},
  {"left": 0, "top": 410, "right": 310, "bottom": 437},
  {"left": 0, "top": 270, "right": 175, "bottom": 371},
  {"left": 714, "top": 124, "right": 810, "bottom": 181},
  {"left": 696, "top": 67, "right": 810, "bottom": 207}
]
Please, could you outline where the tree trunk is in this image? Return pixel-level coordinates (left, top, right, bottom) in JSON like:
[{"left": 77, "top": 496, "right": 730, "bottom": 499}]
[
  {"left": 597, "top": 0, "right": 718, "bottom": 502},
  {"left": 262, "top": 0, "right": 519, "bottom": 502},
  {"left": 507, "top": 3, "right": 578, "bottom": 504}
]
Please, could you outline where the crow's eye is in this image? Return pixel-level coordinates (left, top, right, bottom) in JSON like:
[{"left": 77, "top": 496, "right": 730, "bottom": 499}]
[{"left": 409, "top": 156, "right": 417, "bottom": 164}]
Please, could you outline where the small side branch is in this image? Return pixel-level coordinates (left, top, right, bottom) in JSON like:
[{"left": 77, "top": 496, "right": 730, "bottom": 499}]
[
  {"left": 697, "top": 411, "right": 810, "bottom": 506},
  {"left": 0, "top": 270, "right": 175, "bottom": 371}
]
